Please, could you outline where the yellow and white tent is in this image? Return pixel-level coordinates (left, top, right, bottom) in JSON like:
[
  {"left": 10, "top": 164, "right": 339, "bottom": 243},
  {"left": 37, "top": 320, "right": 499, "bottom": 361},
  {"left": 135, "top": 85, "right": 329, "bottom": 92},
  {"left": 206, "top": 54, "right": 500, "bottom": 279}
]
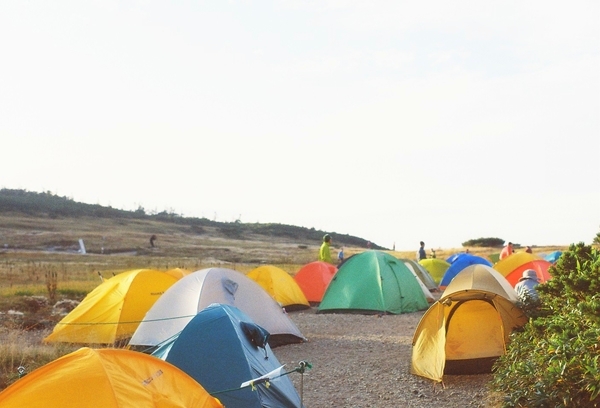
[
  {"left": 44, "top": 269, "right": 178, "bottom": 344},
  {"left": 411, "top": 264, "right": 527, "bottom": 382},
  {"left": 0, "top": 347, "right": 223, "bottom": 407}
]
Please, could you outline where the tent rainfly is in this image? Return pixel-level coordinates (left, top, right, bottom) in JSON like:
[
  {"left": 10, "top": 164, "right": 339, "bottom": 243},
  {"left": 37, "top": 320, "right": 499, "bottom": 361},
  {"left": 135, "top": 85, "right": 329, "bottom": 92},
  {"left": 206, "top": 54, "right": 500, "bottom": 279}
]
[
  {"left": 293, "top": 261, "right": 338, "bottom": 304},
  {"left": 411, "top": 264, "right": 527, "bottom": 382},
  {"left": 152, "top": 304, "right": 303, "bottom": 408},
  {"left": 129, "top": 268, "right": 306, "bottom": 348},
  {"left": 0, "top": 347, "right": 223, "bottom": 408},
  {"left": 246, "top": 265, "right": 310, "bottom": 311},
  {"left": 318, "top": 251, "right": 430, "bottom": 315},
  {"left": 44, "top": 269, "right": 178, "bottom": 345}
]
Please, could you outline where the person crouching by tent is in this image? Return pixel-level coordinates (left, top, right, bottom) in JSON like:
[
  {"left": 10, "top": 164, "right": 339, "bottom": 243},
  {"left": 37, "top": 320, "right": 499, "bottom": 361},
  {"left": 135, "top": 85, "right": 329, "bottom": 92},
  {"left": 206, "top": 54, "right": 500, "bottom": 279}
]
[
  {"left": 319, "top": 234, "right": 333, "bottom": 264},
  {"left": 515, "top": 269, "right": 540, "bottom": 302}
]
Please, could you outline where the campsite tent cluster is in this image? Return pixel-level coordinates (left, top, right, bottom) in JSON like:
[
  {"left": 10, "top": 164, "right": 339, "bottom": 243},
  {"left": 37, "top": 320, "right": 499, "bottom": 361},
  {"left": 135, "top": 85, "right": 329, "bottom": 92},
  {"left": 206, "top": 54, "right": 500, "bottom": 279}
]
[
  {"left": 1, "top": 268, "right": 308, "bottom": 407},
  {"left": 0, "top": 249, "right": 556, "bottom": 406}
]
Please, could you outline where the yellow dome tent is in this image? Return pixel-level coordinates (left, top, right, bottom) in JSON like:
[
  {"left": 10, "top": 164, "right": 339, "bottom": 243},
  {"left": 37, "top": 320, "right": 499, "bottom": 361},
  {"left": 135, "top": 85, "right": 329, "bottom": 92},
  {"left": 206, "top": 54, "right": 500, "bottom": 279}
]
[
  {"left": 44, "top": 269, "right": 178, "bottom": 345},
  {"left": 247, "top": 265, "right": 310, "bottom": 311},
  {"left": 411, "top": 264, "right": 527, "bottom": 382},
  {"left": 493, "top": 252, "right": 540, "bottom": 275},
  {"left": 165, "top": 267, "right": 192, "bottom": 280},
  {"left": 418, "top": 258, "right": 450, "bottom": 285},
  {"left": 0, "top": 347, "right": 222, "bottom": 407}
]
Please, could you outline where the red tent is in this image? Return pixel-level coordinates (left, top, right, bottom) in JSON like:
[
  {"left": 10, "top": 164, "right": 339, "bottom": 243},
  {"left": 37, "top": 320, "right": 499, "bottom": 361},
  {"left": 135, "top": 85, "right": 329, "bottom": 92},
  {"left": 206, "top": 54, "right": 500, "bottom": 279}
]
[
  {"left": 504, "top": 259, "right": 553, "bottom": 287},
  {"left": 294, "top": 261, "right": 337, "bottom": 303}
]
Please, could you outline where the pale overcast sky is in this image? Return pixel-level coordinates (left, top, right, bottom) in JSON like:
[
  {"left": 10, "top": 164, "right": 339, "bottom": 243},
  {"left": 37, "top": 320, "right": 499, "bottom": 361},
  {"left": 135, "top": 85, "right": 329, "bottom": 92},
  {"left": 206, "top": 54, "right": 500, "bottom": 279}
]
[{"left": 1, "top": 1, "right": 598, "bottom": 250}]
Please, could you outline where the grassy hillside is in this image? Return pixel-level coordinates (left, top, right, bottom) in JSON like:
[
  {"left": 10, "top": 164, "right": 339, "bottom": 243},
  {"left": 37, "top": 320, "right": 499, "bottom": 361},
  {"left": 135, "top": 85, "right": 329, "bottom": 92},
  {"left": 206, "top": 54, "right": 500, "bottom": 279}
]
[{"left": 0, "top": 188, "right": 383, "bottom": 250}]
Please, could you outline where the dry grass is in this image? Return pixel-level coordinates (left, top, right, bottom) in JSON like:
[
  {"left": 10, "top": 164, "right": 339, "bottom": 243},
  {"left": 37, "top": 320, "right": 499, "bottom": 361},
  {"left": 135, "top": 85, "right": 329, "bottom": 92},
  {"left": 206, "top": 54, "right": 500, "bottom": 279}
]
[{"left": 0, "top": 328, "right": 79, "bottom": 389}]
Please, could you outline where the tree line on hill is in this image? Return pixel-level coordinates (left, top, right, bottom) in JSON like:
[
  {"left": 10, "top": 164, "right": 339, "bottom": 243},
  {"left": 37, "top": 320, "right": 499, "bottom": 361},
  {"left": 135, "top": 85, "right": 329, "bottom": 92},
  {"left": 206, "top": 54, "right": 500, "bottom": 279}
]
[
  {"left": 0, "top": 189, "right": 382, "bottom": 249},
  {"left": 461, "top": 237, "right": 506, "bottom": 248}
]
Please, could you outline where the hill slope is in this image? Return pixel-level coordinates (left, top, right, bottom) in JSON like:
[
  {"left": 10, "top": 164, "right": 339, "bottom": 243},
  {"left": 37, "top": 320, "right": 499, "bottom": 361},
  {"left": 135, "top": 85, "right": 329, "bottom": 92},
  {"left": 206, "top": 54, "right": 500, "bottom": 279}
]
[{"left": 0, "top": 188, "right": 383, "bottom": 263}]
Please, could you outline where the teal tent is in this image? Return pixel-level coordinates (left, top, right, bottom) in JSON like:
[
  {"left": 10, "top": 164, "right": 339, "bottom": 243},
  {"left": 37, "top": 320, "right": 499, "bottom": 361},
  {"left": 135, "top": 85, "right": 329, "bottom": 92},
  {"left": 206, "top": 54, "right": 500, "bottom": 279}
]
[
  {"left": 318, "top": 251, "right": 430, "bottom": 314},
  {"left": 152, "top": 303, "right": 303, "bottom": 408}
]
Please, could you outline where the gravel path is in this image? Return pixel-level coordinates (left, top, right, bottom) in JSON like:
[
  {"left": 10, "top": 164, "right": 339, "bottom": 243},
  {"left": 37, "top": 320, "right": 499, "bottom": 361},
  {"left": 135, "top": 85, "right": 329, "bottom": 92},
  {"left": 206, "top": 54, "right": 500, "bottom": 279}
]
[{"left": 273, "top": 308, "right": 496, "bottom": 408}]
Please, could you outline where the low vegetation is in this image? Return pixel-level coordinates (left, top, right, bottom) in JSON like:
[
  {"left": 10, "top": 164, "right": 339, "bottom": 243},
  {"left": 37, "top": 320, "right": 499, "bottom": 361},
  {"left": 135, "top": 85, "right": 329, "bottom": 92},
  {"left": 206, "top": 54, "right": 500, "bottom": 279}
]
[{"left": 491, "top": 243, "right": 600, "bottom": 407}]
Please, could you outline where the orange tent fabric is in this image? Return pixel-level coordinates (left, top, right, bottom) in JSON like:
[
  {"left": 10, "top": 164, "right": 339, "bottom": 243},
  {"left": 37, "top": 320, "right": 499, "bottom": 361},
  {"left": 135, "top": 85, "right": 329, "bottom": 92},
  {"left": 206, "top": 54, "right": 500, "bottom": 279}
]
[
  {"left": 503, "top": 260, "right": 552, "bottom": 287},
  {"left": 294, "top": 261, "right": 338, "bottom": 303},
  {"left": 494, "top": 253, "right": 552, "bottom": 287},
  {"left": 0, "top": 347, "right": 222, "bottom": 407}
]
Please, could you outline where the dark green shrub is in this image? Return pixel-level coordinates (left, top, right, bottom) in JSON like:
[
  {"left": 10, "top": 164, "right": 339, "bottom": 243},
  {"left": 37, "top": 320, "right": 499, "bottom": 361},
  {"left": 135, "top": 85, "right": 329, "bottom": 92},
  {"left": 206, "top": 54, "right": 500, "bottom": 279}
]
[
  {"left": 491, "top": 243, "right": 600, "bottom": 407},
  {"left": 462, "top": 237, "right": 505, "bottom": 247}
]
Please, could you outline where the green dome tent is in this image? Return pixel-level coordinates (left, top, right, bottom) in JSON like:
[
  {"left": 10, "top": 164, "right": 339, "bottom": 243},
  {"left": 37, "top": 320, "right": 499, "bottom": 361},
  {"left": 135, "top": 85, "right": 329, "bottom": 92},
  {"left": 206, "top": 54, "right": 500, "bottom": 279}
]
[{"left": 318, "top": 251, "right": 430, "bottom": 315}]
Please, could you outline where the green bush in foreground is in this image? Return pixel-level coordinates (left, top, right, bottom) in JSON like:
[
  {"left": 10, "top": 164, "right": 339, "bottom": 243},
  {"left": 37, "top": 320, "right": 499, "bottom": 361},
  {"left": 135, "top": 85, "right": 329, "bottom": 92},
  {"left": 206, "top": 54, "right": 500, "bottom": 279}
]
[{"left": 491, "top": 243, "right": 600, "bottom": 407}]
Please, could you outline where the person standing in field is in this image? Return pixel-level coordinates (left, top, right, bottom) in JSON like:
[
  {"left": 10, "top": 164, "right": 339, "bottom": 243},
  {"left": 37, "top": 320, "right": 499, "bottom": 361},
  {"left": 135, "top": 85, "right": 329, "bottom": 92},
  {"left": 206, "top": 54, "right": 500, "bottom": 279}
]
[
  {"left": 337, "top": 247, "right": 345, "bottom": 265},
  {"left": 500, "top": 241, "right": 514, "bottom": 260},
  {"left": 417, "top": 241, "right": 427, "bottom": 261},
  {"left": 319, "top": 234, "right": 333, "bottom": 264}
]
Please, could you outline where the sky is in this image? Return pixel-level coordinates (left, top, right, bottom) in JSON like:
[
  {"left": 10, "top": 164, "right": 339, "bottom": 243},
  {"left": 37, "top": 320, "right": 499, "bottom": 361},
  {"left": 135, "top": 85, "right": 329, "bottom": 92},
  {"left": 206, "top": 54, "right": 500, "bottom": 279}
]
[{"left": 1, "top": 1, "right": 599, "bottom": 251}]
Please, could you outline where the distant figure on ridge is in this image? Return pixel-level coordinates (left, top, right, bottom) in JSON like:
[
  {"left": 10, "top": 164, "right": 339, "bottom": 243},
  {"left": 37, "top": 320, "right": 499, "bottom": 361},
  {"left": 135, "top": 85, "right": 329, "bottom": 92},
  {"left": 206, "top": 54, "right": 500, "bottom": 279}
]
[
  {"left": 319, "top": 234, "right": 333, "bottom": 264},
  {"left": 149, "top": 234, "right": 157, "bottom": 248},
  {"left": 500, "top": 241, "right": 514, "bottom": 260}
]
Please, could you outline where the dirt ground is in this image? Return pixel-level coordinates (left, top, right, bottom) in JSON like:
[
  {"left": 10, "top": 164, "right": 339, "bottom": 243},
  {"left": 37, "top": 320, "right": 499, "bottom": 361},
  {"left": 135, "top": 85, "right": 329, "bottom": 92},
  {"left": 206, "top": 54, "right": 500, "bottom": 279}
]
[{"left": 273, "top": 308, "right": 498, "bottom": 408}]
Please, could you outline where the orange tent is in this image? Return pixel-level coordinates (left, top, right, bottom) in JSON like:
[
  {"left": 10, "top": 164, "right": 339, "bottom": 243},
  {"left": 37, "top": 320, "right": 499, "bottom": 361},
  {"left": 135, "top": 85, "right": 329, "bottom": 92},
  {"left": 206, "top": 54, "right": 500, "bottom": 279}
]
[
  {"left": 0, "top": 347, "right": 222, "bottom": 407},
  {"left": 494, "top": 253, "right": 552, "bottom": 287},
  {"left": 294, "top": 261, "right": 338, "bottom": 303}
]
